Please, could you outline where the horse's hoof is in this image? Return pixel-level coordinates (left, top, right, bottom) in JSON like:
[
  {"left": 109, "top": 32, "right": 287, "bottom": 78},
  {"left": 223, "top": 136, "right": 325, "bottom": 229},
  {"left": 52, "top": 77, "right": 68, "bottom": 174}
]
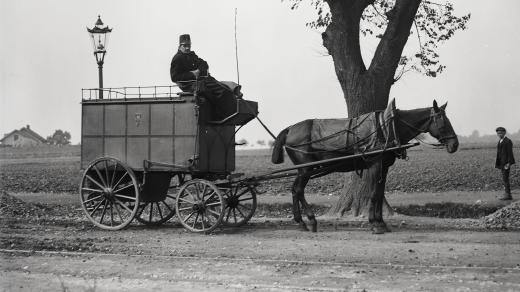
[
  {"left": 300, "top": 223, "right": 309, "bottom": 232},
  {"left": 372, "top": 226, "right": 386, "bottom": 234}
]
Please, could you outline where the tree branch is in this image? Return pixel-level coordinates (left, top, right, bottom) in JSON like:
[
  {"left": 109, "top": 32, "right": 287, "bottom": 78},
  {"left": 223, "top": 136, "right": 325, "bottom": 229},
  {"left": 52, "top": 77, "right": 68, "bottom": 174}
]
[
  {"left": 322, "top": 0, "right": 372, "bottom": 81},
  {"left": 368, "top": 0, "right": 422, "bottom": 83}
]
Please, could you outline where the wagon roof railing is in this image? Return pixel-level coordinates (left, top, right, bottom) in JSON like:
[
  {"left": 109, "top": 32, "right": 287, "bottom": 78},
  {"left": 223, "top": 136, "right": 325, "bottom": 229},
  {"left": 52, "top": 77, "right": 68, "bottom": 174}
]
[{"left": 81, "top": 84, "right": 190, "bottom": 101}]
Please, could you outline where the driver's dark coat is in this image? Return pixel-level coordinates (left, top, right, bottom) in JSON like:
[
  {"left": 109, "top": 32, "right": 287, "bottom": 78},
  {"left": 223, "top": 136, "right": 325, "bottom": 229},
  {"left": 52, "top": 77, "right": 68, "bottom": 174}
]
[{"left": 170, "top": 50, "right": 209, "bottom": 85}]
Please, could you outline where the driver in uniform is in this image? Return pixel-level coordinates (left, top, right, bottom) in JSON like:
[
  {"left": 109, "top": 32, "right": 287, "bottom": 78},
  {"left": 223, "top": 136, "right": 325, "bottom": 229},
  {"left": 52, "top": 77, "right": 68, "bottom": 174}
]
[{"left": 170, "top": 34, "right": 242, "bottom": 119}]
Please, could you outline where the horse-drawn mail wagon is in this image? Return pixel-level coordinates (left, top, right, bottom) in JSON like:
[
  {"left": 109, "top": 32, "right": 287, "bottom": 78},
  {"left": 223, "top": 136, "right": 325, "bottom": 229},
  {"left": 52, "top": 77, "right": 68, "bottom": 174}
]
[{"left": 79, "top": 80, "right": 454, "bottom": 234}]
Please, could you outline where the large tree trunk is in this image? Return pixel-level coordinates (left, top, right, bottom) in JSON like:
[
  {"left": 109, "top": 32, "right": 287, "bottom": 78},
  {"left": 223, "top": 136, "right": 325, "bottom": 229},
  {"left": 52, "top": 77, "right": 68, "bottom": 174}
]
[{"left": 323, "top": 0, "right": 421, "bottom": 216}]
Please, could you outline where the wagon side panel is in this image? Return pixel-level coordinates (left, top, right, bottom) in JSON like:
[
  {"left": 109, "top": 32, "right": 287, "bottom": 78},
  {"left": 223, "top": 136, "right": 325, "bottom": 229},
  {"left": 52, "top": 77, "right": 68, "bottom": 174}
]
[
  {"left": 82, "top": 99, "right": 199, "bottom": 170},
  {"left": 81, "top": 104, "right": 104, "bottom": 169}
]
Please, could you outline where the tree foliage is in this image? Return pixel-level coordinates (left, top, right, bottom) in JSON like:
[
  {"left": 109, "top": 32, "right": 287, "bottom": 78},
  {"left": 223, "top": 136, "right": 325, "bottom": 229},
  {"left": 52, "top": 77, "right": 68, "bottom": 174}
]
[
  {"left": 285, "top": 0, "right": 470, "bottom": 80},
  {"left": 46, "top": 130, "right": 71, "bottom": 146}
]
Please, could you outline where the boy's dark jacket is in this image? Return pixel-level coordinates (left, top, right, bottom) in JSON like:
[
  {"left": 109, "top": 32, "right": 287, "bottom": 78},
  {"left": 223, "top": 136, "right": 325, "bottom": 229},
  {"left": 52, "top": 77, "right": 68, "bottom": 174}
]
[{"left": 495, "top": 137, "right": 516, "bottom": 169}]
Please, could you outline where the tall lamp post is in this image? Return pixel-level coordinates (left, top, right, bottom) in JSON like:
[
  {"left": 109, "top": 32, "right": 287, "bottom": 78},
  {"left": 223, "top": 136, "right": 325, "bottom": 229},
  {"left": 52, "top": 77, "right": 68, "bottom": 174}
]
[{"left": 87, "top": 15, "right": 112, "bottom": 99}]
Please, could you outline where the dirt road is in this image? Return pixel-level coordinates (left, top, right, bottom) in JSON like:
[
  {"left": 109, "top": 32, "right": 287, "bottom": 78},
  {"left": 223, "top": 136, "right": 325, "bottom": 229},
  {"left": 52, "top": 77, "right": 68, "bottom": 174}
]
[{"left": 2, "top": 215, "right": 520, "bottom": 292}]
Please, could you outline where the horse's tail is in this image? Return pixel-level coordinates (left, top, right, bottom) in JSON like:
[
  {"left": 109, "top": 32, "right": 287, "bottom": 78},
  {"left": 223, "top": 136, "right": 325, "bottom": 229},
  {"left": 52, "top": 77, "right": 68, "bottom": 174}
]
[{"left": 271, "top": 128, "right": 289, "bottom": 164}]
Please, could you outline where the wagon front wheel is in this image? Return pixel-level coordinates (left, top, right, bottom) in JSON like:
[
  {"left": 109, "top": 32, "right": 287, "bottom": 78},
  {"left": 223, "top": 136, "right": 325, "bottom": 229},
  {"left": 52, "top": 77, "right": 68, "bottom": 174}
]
[
  {"left": 79, "top": 157, "right": 140, "bottom": 230},
  {"left": 175, "top": 179, "right": 225, "bottom": 233}
]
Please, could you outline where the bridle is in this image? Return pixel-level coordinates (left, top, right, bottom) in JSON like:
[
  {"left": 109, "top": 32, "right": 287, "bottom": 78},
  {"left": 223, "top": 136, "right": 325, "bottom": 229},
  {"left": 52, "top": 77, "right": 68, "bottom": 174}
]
[
  {"left": 430, "top": 109, "right": 457, "bottom": 143},
  {"left": 399, "top": 108, "right": 456, "bottom": 146}
]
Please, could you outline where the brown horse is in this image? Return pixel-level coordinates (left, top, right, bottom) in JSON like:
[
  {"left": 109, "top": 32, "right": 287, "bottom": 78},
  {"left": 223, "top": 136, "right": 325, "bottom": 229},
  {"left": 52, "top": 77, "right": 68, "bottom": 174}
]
[{"left": 271, "top": 100, "right": 459, "bottom": 233}]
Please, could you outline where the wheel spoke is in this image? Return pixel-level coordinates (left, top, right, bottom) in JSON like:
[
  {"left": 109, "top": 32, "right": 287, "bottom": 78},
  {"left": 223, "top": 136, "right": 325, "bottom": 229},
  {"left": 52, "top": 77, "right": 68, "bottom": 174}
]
[
  {"left": 82, "top": 187, "right": 103, "bottom": 193},
  {"left": 110, "top": 160, "right": 117, "bottom": 188},
  {"left": 236, "top": 206, "right": 247, "bottom": 218},
  {"left": 226, "top": 207, "right": 232, "bottom": 222},
  {"left": 110, "top": 201, "right": 114, "bottom": 226},
  {"left": 99, "top": 199, "right": 109, "bottom": 224},
  {"left": 104, "top": 160, "right": 110, "bottom": 188},
  {"left": 114, "top": 198, "right": 134, "bottom": 213},
  {"left": 204, "top": 191, "right": 217, "bottom": 203},
  {"left": 86, "top": 174, "right": 106, "bottom": 191},
  {"left": 113, "top": 193, "right": 137, "bottom": 201},
  {"left": 93, "top": 164, "right": 108, "bottom": 188},
  {"left": 137, "top": 202, "right": 149, "bottom": 218},
  {"left": 201, "top": 213, "right": 206, "bottom": 230},
  {"left": 200, "top": 184, "right": 208, "bottom": 199},
  {"left": 178, "top": 206, "right": 193, "bottom": 211},
  {"left": 206, "top": 202, "right": 222, "bottom": 207},
  {"left": 114, "top": 202, "right": 125, "bottom": 223},
  {"left": 237, "top": 196, "right": 253, "bottom": 202},
  {"left": 89, "top": 199, "right": 105, "bottom": 216},
  {"left": 113, "top": 183, "right": 135, "bottom": 194},
  {"left": 194, "top": 184, "right": 201, "bottom": 200},
  {"left": 183, "top": 211, "right": 196, "bottom": 223},
  {"left": 207, "top": 209, "right": 221, "bottom": 218},
  {"left": 233, "top": 208, "right": 237, "bottom": 223},
  {"left": 186, "top": 188, "right": 198, "bottom": 201},
  {"left": 236, "top": 188, "right": 250, "bottom": 197},
  {"left": 178, "top": 197, "right": 195, "bottom": 205},
  {"left": 166, "top": 194, "right": 176, "bottom": 200},
  {"left": 162, "top": 200, "right": 174, "bottom": 212},
  {"left": 149, "top": 203, "right": 153, "bottom": 222},
  {"left": 83, "top": 194, "right": 103, "bottom": 204},
  {"left": 113, "top": 172, "right": 129, "bottom": 191},
  {"left": 237, "top": 203, "right": 252, "bottom": 211},
  {"left": 192, "top": 213, "right": 200, "bottom": 229},
  {"left": 154, "top": 203, "right": 162, "bottom": 219}
]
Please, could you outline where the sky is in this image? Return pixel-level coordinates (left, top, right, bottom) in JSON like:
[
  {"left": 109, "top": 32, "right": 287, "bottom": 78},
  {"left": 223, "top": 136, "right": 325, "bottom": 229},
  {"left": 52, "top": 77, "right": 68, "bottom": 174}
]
[{"left": 1, "top": 0, "right": 519, "bottom": 145}]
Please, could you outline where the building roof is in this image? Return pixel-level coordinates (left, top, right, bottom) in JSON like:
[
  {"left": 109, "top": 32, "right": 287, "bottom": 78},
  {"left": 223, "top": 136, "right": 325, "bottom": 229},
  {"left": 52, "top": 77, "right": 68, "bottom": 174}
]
[{"left": 0, "top": 125, "right": 47, "bottom": 143}]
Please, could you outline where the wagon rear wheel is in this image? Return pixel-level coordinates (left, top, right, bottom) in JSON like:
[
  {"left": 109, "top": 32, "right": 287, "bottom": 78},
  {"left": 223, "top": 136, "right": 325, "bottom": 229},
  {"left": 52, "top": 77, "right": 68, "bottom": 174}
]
[
  {"left": 175, "top": 179, "right": 225, "bottom": 233},
  {"left": 135, "top": 174, "right": 185, "bottom": 226},
  {"left": 222, "top": 184, "right": 257, "bottom": 227},
  {"left": 79, "top": 157, "right": 140, "bottom": 230}
]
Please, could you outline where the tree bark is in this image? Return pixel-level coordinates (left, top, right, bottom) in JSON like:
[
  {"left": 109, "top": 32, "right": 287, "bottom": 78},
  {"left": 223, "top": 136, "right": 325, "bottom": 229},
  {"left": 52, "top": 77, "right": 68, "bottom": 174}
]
[{"left": 324, "top": 0, "right": 422, "bottom": 217}]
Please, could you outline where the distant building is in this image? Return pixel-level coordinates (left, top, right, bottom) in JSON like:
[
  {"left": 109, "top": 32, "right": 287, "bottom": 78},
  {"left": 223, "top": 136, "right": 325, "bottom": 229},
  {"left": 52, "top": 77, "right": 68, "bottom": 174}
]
[{"left": 0, "top": 125, "right": 47, "bottom": 147}]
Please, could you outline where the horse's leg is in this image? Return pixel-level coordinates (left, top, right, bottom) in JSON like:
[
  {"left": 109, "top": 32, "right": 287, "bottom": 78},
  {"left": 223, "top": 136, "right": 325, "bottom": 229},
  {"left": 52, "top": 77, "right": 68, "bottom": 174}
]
[
  {"left": 376, "top": 165, "right": 391, "bottom": 232},
  {"left": 367, "top": 162, "right": 379, "bottom": 230},
  {"left": 291, "top": 175, "right": 308, "bottom": 231},
  {"left": 371, "top": 163, "right": 390, "bottom": 234},
  {"left": 295, "top": 175, "right": 317, "bottom": 232}
]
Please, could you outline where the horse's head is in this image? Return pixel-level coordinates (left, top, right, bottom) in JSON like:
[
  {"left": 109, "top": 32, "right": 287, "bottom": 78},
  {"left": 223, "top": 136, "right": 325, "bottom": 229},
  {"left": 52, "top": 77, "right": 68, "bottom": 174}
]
[{"left": 427, "top": 100, "right": 459, "bottom": 153}]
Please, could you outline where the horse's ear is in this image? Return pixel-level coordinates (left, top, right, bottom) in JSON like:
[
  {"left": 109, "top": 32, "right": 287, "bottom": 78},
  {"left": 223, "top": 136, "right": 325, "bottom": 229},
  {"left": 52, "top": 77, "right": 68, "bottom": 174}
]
[
  {"left": 433, "top": 100, "right": 439, "bottom": 112},
  {"left": 441, "top": 102, "right": 447, "bottom": 111}
]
